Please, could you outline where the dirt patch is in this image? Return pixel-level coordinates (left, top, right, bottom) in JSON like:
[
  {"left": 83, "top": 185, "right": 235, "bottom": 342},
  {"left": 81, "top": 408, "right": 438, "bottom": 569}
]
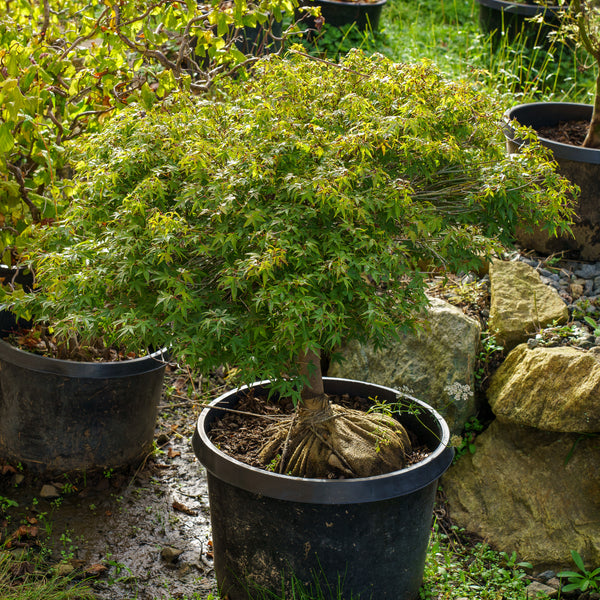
[{"left": 0, "top": 364, "right": 220, "bottom": 600}]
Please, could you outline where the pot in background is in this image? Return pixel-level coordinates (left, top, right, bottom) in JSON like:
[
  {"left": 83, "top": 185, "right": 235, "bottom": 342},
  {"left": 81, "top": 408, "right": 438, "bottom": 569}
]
[
  {"left": 505, "top": 102, "right": 600, "bottom": 260},
  {"left": 476, "top": 0, "right": 561, "bottom": 45},
  {"left": 298, "top": 0, "right": 387, "bottom": 31},
  {"left": 0, "top": 319, "right": 168, "bottom": 473}
]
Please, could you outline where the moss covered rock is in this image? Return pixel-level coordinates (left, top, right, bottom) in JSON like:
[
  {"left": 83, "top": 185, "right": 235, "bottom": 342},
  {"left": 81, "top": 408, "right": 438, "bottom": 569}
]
[
  {"left": 443, "top": 419, "right": 600, "bottom": 571},
  {"left": 488, "top": 260, "right": 569, "bottom": 351},
  {"left": 488, "top": 344, "right": 600, "bottom": 432},
  {"left": 328, "top": 296, "right": 480, "bottom": 434}
]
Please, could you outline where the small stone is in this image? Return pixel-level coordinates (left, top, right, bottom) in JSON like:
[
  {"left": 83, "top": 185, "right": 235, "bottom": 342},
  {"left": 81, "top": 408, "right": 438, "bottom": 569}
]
[
  {"left": 585, "top": 280, "right": 595, "bottom": 295},
  {"left": 546, "top": 577, "right": 561, "bottom": 588},
  {"left": 54, "top": 563, "right": 75, "bottom": 576},
  {"left": 575, "top": 264, "right": 600, "bottom": 279},
  {"left": 594, "top": 276, "right": 600, "bottom": 292},
  {"left": 527, "top": 581, "right": 558, "bottom": 598},
  {"left": 539, "top": 268, "right": 553, "bottom": 278},
  {"left": 160, "top": 547, "right": 184, "bottom": 564},
  {"left": 527, "top": 338, "right": 539, "bottom": 349},
  {"left": 156, "top": 433, "right": 170, "bottom": 445},
  {"left": 13, "top": 473, "right": 25, "bottom": 485},
  {"left": 538, "top": 570, "right": 556, "bottom": 581},
  {"left": 570, "top": 283, "right": 585, "bottom": 299},
  {"left": 40, "top": 484, "right": 60, "bottom": 499},
  {"left": 521, "top": 257, "right": 538, "bottom": 267}
]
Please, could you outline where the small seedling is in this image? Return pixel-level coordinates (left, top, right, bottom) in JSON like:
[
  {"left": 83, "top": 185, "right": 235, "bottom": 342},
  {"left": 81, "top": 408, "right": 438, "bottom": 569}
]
[
  {"left": 558, "top": 550, "right": 600, "bottom": 593},
  {"left": 59, "top": 531, "right": 75, "bottom": 561},
  {"left": 105, "top": 556, "right": 135, "bottom": 584},
  {"left": 499, "top": 550, "right": 532, "bottom": 570},
  {"left": 584, "top": 316, "right": 600, "bottom": 337},
  {"left": 266, "top": 455, "right": 281, "bottom": 472},
  {"left": 475, "top": 331, "right": 504, "bottom": 382},
  {"left": 61, "top": 481, "right": 75, "bottom": 495},
  {"left": 454, "top": 417, "right": 485, "bottom": 460},
  {"left": 0, "top": 495, "right": 18, "bottom": 515}
]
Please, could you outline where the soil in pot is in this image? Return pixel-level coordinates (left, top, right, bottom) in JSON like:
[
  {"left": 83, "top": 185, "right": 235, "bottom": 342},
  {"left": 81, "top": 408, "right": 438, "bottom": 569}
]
[
  {"left": 537, "top": 119, "right": 589, "bottom": 146},
  {"left": 5, "top": 323, "right": 147, "bottom": 362},
  {"left": 207, "top": 389, "right": 432, "bottom": 477}
]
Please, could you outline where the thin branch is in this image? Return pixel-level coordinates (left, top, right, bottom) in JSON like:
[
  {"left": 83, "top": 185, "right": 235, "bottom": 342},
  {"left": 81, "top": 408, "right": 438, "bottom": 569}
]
[
  {"left": 176, "top": 14, "right": 206, "bottom": 72},
  {"left": 58, "top": 6, "right": 111, "bottom": 60},
  {"left": 6, "top": 163, "right": 41, "bottom": 222},
  {"left": 0, "top": 226, "right": 18, "bottom": 235},
  {"left": 46, "top": 109, "right": 63, "bottom": 144},
  {"left": 65, "top": 109, "right": 114, "bottom": 140},
  {"left": 39, "top": 0, "right": 50, "bottom": 40},
  {"left": 167, "top": 394, "right": 289, "bottom": 421},
  {"left": 112, "top": 4, "right": 179, "bottom": 74},
  {"left": 287, "top": 48, "right": 370, "bottom": 79}
]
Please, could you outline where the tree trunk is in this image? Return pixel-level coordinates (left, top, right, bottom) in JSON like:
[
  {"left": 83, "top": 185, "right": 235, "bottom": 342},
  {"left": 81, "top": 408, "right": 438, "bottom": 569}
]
[
  {"left": 259, "top": 347, "right": 411, "bottom": 478},
  {"left": 297, "top": 348, "right": 327, "bottom": 411},
  {"left": 583, "top": 69, "right": 600, "bottom": 148}
]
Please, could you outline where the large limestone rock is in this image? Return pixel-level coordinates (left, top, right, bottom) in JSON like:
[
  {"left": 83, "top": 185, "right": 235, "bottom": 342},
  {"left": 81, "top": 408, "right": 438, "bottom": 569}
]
[
  {"left": 328, "top": 296, "right": 480, "bottom": 434},
  {"left": 488, "top": 260, "right": 569, "bottom": 351},
  {"left": 443, "top": 419, "right": 600, "bottom": 571},
  {"left": 488, "top": 344, "right": 600, "bottom": 432}
]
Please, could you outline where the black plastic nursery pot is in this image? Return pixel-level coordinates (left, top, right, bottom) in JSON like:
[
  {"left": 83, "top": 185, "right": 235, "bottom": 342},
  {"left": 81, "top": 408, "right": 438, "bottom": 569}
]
[
  {"left": 0, "top": 265, "right": 34, "bottom": 293},
  {"left": 505, "top": 102, "right": 600, "bottom": 260},
  {"left": 192, "top": 377, "right": 454, "bottom": 600},
  {"left": 235, "top": 19, "right": 282, "bottom": 55},
  {"left": 299, "top": 0, "right": 387, "bottom": 31},
  {"left": 0, "top": 328, "right": 168, "bottom": 473},
  {"left": 476, "top": 0, "right": 560, "bottom": 44}
]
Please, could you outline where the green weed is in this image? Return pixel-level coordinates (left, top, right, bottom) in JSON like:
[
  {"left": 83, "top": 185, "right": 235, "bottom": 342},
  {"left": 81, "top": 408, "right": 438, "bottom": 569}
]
[
  {"left": 420, "top": 522, "right": 535, "bottom": 600},
  {"left": 0, "top": 550, "right": 95, "bottom": 600},
  {"left": 557, "top": 550, "right": 600, "bottom": 593}
]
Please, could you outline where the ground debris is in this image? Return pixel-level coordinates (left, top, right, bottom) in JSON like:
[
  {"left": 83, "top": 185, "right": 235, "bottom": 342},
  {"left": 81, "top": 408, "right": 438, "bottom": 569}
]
[{"left": 172, "top": 500, "right": 197, "bottom": 516}]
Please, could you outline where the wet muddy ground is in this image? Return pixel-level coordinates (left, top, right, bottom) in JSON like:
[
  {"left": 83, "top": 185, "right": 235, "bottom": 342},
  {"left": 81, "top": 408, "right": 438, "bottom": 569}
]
[{"left": 0, "top": 365, "right": 222, "bottom": 600}]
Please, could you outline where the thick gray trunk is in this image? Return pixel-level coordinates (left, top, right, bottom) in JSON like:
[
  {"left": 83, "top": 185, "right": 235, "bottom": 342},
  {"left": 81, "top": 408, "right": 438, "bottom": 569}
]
[{"left": 298, "top": 348, "right": 327, "bottom": 411}]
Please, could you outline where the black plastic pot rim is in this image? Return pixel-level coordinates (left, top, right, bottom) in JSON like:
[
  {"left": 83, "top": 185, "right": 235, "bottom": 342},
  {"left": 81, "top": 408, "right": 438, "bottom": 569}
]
[
  {"left": 476, "top": 0, "right": 560, "bottom": 16},
  {"left": 505, "top": 101, "right": 600, "bottom": 164},
  {"left": 193, "top": 377, "right": 454, "bottom": 505},
  {"left": 0, "top": 338, "right": 169, "bottom": 378},
  {"left": 304, "top": 0, "right": 387, "bottom": 8}
]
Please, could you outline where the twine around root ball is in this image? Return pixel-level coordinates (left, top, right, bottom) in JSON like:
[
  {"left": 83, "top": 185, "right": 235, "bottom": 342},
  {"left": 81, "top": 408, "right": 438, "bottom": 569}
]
[{"left": 258, "top": 403, "right": 411, "bottom": 478}]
